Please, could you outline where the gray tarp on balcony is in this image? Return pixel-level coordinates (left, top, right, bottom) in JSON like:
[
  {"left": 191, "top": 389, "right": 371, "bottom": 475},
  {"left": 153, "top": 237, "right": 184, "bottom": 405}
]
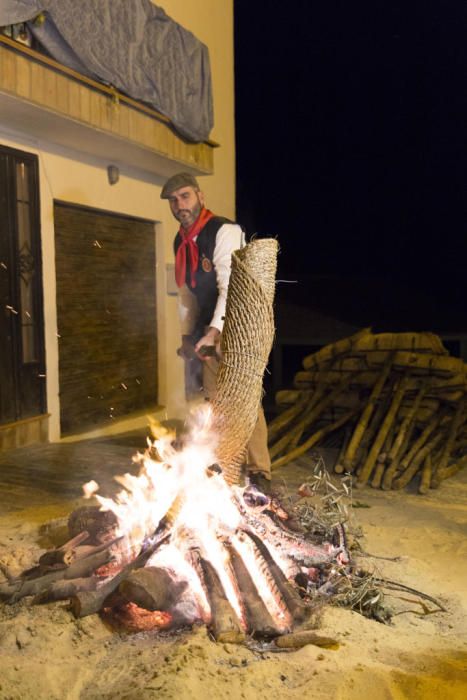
[{"left": 0, "top": 0, "right": 213, "bottom": 142}]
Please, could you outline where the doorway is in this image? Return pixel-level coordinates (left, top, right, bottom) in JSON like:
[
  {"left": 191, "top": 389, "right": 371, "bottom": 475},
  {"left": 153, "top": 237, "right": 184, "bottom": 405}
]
[
  {"left": 0, "top": 145, "right": 46, "bottom": 426},
  {"left": 54, "top": 202, "right": 157, "bottom": 435}
]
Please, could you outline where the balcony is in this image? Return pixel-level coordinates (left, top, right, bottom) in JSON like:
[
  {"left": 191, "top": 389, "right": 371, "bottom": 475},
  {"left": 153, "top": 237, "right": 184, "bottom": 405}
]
[{"left": 0, "top": 35, "right": 216, "bottom": 177}]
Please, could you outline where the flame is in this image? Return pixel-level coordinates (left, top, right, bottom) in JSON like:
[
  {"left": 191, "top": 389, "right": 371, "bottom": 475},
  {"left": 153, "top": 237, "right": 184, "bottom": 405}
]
[
  {"left": 82, "top": 404, "right": 314, "bottom": 632},
  {"left": 82, "top": 479, "right": 99, "bottom": 499},
  {"left": 89, "top": 405, "right": 241, "bottom": 548},
  {"left": 83, "top": 405, "right": 251, "bottom": 620}
]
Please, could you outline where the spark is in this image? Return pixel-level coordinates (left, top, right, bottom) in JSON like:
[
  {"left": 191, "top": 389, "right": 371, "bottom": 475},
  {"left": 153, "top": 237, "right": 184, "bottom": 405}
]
[
  {"left": 0, "top": 262, "right": 7, "bottom": 269},
  {"left": 6, "top": 305, "right": 18, "bottom": 314},
  {"left": 121, "top": 383, "right": 128, "bottom": 390},
  {"left": 93, "top": 240, "right": 102, "bottom": 248}
]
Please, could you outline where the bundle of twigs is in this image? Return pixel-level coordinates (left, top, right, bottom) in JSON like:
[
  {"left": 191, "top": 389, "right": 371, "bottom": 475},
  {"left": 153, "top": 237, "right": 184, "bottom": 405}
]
[
  {"left": 280, "top": 455, "right": 445, "bottom": 623},
  {"left": 268, "top": 329, "right": 467, "bottom": 493},
  {"left": 286, "top": 458, "right": 446, "bottom": 623}
]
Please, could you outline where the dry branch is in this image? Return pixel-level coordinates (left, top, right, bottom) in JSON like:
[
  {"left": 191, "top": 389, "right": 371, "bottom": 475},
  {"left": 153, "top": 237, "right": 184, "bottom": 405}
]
[
  {"left": 275, "top": 630, "right": 338, "bottom": 649},
  {"left": 33, "top": 577, "right": 101, "bottom": 604},
  {"left": 0, "top": 546, "right": 116, "bottom": 603}
]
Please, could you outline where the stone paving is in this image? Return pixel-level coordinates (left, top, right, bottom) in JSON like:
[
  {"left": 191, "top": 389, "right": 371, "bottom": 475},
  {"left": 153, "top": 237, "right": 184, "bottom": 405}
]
[{"left": 0, "top": 429, "right": 151, "bottom": 515}]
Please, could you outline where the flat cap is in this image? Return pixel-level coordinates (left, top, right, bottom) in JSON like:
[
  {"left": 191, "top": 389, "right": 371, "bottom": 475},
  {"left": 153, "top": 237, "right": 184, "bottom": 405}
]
[{"left": 160, "top": 172, "right": 200, "bottom": 199}]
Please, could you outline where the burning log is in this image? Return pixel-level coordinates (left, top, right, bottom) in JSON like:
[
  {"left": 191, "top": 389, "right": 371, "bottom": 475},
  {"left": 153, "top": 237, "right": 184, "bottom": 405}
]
[
  {"left": 70, "top": 534, "right": 168, "bottom": 618},
  {"left": 118, "top": 567, "right": 185, "bottom": 610},
  {"left": 228, "top": 545, "right": 282, "bottom": 637},
  {"left": 37, "top": 535, "right": 122, "bottom": 573},
  {"left": 245, "top": 530, "right": 310, "bottom": 626},
  {"left": 68, "top": 506, "right": 118, "bottom": 542},
  {"left": 0, "top": 546, "right": 113, "bottom": 602},
  {"left": 196, "top": 555, "right": 246, "bottom": 643},
  {"left": 38, "top": 531, "right": 90, "bottom": 567},
  {"left": 33, "top": 577, "right": 101, "bottom": 604}
]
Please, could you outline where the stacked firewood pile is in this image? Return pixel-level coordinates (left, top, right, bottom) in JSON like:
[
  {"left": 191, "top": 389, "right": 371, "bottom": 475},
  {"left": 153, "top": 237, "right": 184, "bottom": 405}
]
[{"left": 268, "top": 329, "right": 467, "bottom": 493}]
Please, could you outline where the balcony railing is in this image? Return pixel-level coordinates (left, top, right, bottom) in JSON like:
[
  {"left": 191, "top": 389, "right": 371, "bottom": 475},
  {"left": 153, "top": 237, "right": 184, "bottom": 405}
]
[{"left": 0, "top": 34, "right": 216, "bottom": 177}]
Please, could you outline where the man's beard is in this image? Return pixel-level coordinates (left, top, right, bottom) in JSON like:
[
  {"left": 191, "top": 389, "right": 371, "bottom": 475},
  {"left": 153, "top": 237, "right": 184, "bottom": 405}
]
[{"left": 176, "top": 201, "right": 202, "bottom": 228}]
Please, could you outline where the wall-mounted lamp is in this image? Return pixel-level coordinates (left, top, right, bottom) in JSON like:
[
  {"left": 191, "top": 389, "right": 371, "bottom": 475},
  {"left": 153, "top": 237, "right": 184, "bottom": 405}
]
[{"left": 107, "top": 165, "right": 120, "bottom": 185}]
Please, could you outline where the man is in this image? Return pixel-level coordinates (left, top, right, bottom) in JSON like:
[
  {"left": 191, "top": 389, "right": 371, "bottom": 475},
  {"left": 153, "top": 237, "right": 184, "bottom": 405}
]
[{"left": 161, "top": 172, "right": 271, "bottom": 490}]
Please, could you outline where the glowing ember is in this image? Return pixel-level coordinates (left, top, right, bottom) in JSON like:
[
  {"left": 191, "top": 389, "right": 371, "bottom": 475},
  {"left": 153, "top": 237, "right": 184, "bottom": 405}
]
[{"left": 102, "top": 602, "right": 172, "bottom": 633}]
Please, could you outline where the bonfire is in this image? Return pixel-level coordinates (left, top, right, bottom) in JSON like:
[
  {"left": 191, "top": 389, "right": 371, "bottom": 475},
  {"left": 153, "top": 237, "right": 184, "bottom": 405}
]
[{"left": 0, "top": 240, "right": 445, "bottom": 648}]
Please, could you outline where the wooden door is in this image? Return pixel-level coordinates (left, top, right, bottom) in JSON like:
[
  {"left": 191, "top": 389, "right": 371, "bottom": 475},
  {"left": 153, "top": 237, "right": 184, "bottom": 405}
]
[
  {"left": 54, "top": 203, "right": 157, "bottom": 434},
  {"left": 0, "top": 146, "right": 45, "bottom": 425}
]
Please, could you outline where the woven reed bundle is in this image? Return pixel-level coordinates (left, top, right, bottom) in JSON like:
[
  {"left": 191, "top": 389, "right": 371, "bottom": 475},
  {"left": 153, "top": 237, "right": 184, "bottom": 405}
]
[{"left": 212, "top": 238, "right": 278, "bottom": 485}]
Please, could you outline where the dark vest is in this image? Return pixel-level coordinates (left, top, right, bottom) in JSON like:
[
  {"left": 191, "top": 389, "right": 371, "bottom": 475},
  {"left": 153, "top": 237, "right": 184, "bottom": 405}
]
[{"left": 174, "top": 216, "right": 232, "bottom": 339}]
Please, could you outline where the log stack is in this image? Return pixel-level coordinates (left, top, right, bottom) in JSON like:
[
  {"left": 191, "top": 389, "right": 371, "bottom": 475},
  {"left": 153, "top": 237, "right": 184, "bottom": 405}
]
[
  {"left": 269, "top": 329, "right": 467, "bottom": 492},
  {"left": 0, "top": 500, "right": 346, "bottom": 644}
]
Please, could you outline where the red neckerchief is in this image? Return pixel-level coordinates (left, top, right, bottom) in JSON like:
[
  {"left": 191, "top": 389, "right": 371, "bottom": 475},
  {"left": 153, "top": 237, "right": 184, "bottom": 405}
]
[{"left": 175, "top": 208, "right": 214, "bottom": 288}]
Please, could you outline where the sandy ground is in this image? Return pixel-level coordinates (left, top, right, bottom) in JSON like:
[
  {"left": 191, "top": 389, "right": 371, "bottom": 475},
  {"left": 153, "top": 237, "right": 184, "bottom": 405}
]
[{"left": 0, "top": 457, "right": 466, "bottom": 700}]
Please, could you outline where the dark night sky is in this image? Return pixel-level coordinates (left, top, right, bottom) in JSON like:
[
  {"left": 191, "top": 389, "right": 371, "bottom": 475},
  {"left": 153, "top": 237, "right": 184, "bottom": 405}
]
[{"left": 234, "top": 1, "right": 467, "bottom": 328}]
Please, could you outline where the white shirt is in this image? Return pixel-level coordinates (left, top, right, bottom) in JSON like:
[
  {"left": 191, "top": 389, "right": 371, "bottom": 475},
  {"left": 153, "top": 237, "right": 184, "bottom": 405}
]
[{"left": 178, "top": 223, "right": 244, "bottom": 335}]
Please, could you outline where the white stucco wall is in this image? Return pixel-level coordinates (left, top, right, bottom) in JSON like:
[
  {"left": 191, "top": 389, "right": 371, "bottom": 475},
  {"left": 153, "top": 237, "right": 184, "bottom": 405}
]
[
  {"left": 163, "top": 0, "right": 236, "bottom": 219},
  {"left": 0, "top": 0, "right": 236, "bottom": 441}
]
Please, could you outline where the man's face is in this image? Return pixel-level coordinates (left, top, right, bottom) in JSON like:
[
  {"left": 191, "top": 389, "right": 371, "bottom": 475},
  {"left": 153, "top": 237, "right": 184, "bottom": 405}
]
[{"left": 168, "top": 186, "right": 204, "bottom": 228}]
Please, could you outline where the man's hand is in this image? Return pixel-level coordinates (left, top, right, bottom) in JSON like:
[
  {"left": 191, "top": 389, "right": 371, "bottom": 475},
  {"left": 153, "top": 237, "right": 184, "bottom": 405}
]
[
  {"left": 177, "top": 334, "right": 196, "bottom": 360},
  {"left": 194, "top": 327, "right": 220, "bottom": 360}
]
